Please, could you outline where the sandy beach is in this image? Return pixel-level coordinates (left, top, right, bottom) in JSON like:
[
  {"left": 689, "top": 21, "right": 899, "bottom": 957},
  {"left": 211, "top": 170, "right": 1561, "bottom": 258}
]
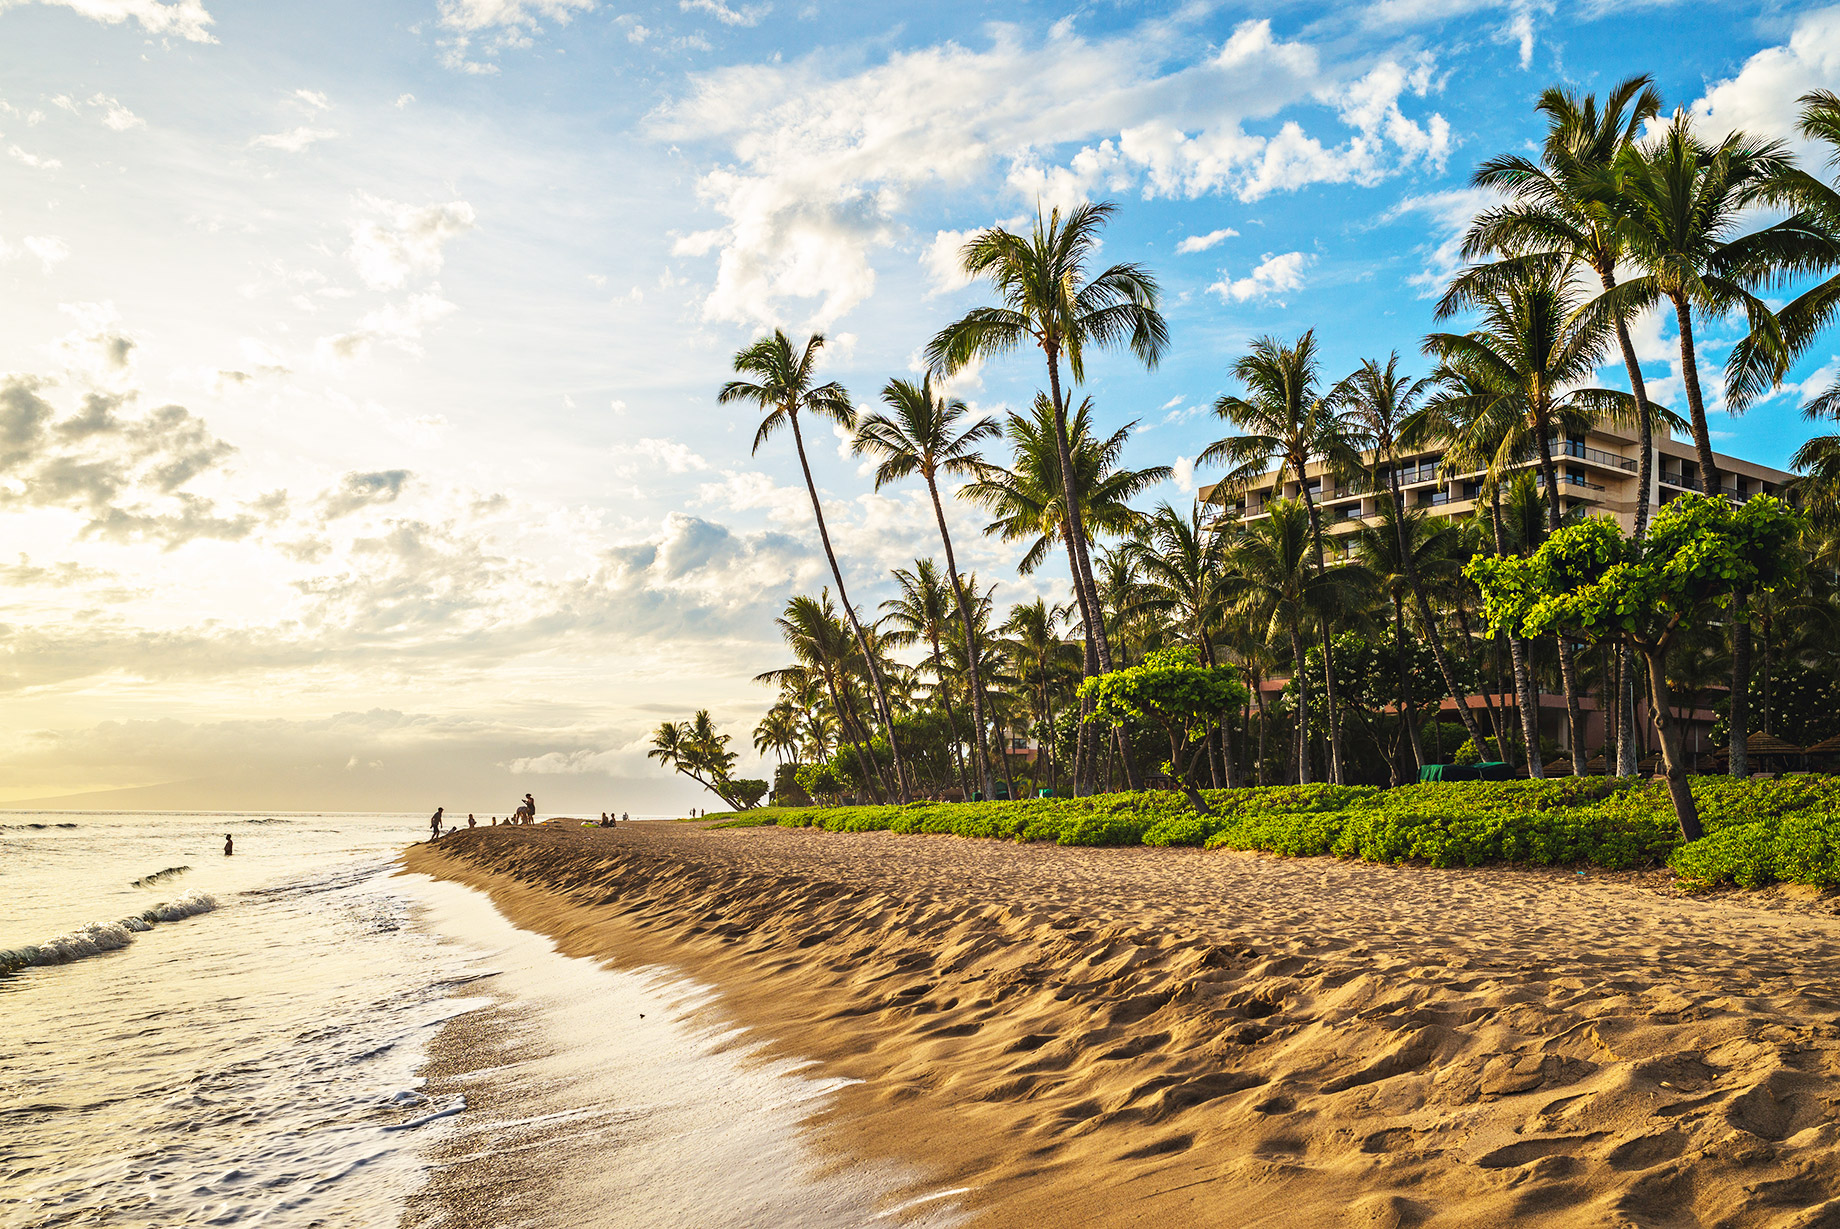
[{"left": 404, "top": 821, "right": 1840, "bottom": 1227}]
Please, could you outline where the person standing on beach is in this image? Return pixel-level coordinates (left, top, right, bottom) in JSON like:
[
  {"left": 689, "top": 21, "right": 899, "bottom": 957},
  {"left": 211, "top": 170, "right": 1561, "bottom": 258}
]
[
  {"left": 224, "top": 834, "right": 233, "bottom": 856},
  {"left": 430, "top": 807, "right": 444, "bottom": 839},
  {"left": 523, "top": 793, "right": 536, "bottom": 824},
  {"left": 467, "top": 813, "right": 476, "bottom": 829}
]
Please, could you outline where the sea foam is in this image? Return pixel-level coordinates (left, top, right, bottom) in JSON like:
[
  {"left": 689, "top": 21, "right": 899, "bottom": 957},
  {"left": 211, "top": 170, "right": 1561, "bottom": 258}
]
[{"left": 0, "top": 891, "right": 218, "bottom": 975}]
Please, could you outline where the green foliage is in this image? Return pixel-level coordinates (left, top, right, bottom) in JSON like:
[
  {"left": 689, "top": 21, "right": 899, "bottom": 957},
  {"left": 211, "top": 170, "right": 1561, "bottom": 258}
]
[
  {"left": 728, "top": 778, "right": 768, "bottom": 808},
  {"left": 1470, "top": 495, "right": 1806, "bottom": 647},
  {"left": 794, "top": 762, "right": 847, "bottom": 803},
  {"left": 771, "top": 762, "right": 809, "bottom": 806},
  {"left": 701, "top": 774, "right": 1840, "bottom": 890}
]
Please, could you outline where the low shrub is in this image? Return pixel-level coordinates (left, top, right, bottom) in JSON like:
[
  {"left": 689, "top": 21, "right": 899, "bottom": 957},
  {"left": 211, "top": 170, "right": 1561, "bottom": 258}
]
[{"left": 703, "top": 775, "right": 1840, "bottom": 889}]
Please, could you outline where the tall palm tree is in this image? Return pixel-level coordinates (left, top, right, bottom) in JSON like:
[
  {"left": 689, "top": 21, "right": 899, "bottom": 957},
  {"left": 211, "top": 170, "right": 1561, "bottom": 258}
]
[
  {"left": 1353, "top": 503, "right": 1461, "bottom": 773},
  {"left": 854, "top": 376, "right": 999, "bottom": 798},
  {"left": 719, "top": 330, "right": 910, "bottom": 801},
  {"left": 962, "top": 394, "right": 1168, "bottom": 791},
  {"left": 1429, "top": 265, "right": 1638, "bottom": 774},
  {"left": 1335, "top": 353, "right": 1489, "bottom": 755},
  {"left": 763, "top": 592, "right": 884, "bottom": 799},
  {"left": 1000, "top": 598, "right": 1080, "bottom": 795},
  {"left": 881, "top": 558, "right": 973, "bottom": 796},
  {"left": 927, "top": 200, "right": 1169, "bottom": 680},
  {"left": 1219, "top": 499, "right": 1372, "bottom": 785},
  {"left": 1202, "top": 330, "right": 1365, "bottom": 783},
  {"left": 1455, "top": 77, "right": 1669, "bottom": 779},
  {"left": 753, "top": 700, "right": 802, "bottom": 765},
  {"left": 1125, "top": 501, "right": 1237, "bottom": 786},
  {"left": 1608, "top": 112, "right": 1808, "bottom": 496}
]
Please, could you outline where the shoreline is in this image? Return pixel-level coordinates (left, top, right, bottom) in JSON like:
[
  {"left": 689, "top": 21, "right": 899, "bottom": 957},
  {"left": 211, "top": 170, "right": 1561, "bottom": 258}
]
[{"left": 405, "top": 822, "right": 1840, "bottom": 1227}]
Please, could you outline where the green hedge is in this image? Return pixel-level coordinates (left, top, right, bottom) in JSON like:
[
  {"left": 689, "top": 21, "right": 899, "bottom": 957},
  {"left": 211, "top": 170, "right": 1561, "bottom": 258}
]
[{"left": 706, "top": 776, "right": 1840, "bottom": 890}]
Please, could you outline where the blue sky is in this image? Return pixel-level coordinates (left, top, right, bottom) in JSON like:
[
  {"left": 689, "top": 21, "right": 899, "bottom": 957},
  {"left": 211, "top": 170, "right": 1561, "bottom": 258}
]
[{"left": 1, "top": 0, "right": 1835, "bottom": 809}]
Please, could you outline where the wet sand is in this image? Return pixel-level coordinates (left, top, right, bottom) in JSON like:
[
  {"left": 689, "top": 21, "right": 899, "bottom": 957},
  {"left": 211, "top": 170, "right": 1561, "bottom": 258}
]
[{"left": 404, "top": 821, "right": 1840, "bottom": 1227}]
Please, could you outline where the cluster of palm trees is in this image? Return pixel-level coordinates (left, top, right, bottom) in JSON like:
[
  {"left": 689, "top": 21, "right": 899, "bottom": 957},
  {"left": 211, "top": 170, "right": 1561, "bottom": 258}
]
[{"left": 719, "top": 78, "right": 1840, "bottom": 805}]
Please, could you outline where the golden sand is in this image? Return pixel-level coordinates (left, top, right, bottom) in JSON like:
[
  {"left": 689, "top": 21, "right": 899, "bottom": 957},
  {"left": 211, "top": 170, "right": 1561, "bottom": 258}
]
[{"left": 403, "top": 821, "right": 1840, "bottom": 1227}]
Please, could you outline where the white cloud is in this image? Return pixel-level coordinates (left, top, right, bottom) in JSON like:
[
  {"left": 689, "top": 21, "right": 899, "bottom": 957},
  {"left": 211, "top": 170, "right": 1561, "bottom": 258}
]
[
  {"left": 346, "top": 196, "right": 477, "bottom": 291},
  {"left": 612, "top": 438, "right": 710, "bottom": 475},
  {"left": 1209, "top": 250, "right": 1310, "bottom": 302},
  {"left": 395, "top": 93, "right": 416, "bottom": 108},
  {"left": 679, "top": 0, "right": 768, "bottom": 26},
  {"left": 0, "top": 0, "right": 216, "bottom": 42},
  {"left": 922, "top": 228, "right": 978, "bottom": 295},
  {"left": 292, "top": 89, "right": 330, "bottom": 111},
  {"left": 434, "top": 0, "right": 595, "bottom": 72},
  {"left": 654, "top": 18, "right": 1449, "bottom": 328},
  {"left": 1362, "top": 0, "right": 1555, "bottom": 70},
  {"left": 250, "top": 126, "right": 337, "bottom": 153},
  {"left": 1689, "top": 7, "right": 1840, "bottom": 158},
  {"left": 1175, "top": 227, "right": 1238, "bottom": 254},
  {"left": 8, "top": 145, "right": 61, "bottom": 170},
  {"left": 625, "top": 21, "right": 649, "bottom": 43},
  {"left": 1381, "top": 185, "right": 1500, "bottom": 297},
  {"left": 23, "top": 235, "right": 70, "bottom": 271},
  {"left": 1171, "top": 455, "right": 1197, "bottom": 492},
  {"left": 317, "top": 291, "right": 458, "bottom": 363}
]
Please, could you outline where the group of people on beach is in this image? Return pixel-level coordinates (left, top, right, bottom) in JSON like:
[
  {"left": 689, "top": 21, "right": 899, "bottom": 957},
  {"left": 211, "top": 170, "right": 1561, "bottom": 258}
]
[{"left": 429, "top": 795, "right": 537, "bottom": 839}]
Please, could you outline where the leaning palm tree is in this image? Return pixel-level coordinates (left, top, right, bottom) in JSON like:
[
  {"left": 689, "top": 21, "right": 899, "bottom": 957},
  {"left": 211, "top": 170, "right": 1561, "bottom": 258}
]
[
  {"left": 881, "top": 558, "right": 974, "bottom": 796},
  {"left": 753, "top": 700, "right": 802, "bottom": 766},
  {"left": 928, "top": 200, "right": 1168, "bottom": 679},
  {"left": 1335, "top": 353, "right": 1489, "bottom": 756},
  {"left": 1202, "top": 330, "right": 1365, "bottom": 783},
  {"left": 854, "top": 376, "right": 999, "bottom": 798},
  {"left": 1429, "top": 264, "right": 1639, "bottom": 775},
  {"left": 719, "top": 330, "right": 910, "bottom": 801}
]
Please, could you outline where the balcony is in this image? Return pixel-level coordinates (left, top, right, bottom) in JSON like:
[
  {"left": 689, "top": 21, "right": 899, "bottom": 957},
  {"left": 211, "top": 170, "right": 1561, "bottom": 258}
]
[
  {"left": 1397, "top": 464, "right": 1441, "bottom": 486},
  {"left": 1555, "top": 439, "right": 1638, "bottom": 472},
  {"left": 1538, "top": 473, "right": 1606, "bottom": 494},
  {"left": 1334, "top": 505, "right": 1365, "bottom": 522}
]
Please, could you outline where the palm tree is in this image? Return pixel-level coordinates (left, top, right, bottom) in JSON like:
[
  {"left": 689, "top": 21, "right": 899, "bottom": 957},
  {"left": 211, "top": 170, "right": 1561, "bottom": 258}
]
[
  {"left": 753, "top": 700, "right": 802, "bottom": 765},
  {"left": 962, "top": 394, "right": 1168, "bottom": 791},
  {"left": 719, "top": 330, "right": 910, "bottom": 801},
  {"left": 1219, "top": 500, "right": 1371, "bottom": 785},
  {"left": 763, "top": 592, "right": 883, "bottom": 799},
  {"left": 649, "top": 710, "right": 741, "bottom": 806},
  {"left": 1429, "top": 264, "right": 1638, "bottom": 774},
  {"left": 1334, "top": 353, "right": 1489, "bottom": 755},
  {"left": 1202, "top": 330, "right": 1365, "bottom": 783},
  {"left": 1608, "top": 112, "right": 1809, "bottom": 496},
  {"left": 854, "top": 376, "right": 999, "bottom": 798},
  {"left": 1125, "top": 501, "right": 1237, "bottom": 786},
  {"left": 1354, "top": 504, "right": 1462, "bottom": 773},
  {"left": 881, "top": 558, "right": 973, "bottom": 796},
  {"left": 1000, "top": 598, "right": 1080, "bottom": 795},
  {"left": 928, "top": 200, "right": 1169, "bottom": 680}
]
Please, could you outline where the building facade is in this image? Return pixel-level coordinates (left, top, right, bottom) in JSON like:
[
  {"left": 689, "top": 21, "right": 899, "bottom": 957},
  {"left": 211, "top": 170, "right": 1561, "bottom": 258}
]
[{"left": 1201, "top": 423, "right": 1795, "bottom": 539}]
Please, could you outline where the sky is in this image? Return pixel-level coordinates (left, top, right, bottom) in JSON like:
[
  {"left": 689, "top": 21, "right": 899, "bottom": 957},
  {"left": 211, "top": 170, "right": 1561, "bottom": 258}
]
[{"left": 1, "top": 0, "right": 1837, "bottom": 813}]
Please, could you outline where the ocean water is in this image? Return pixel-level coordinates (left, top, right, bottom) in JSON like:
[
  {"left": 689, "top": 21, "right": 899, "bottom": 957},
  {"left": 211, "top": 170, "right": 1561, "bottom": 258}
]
[{"left": 0, "top": 812, "right": 968, "bottom": 1229}]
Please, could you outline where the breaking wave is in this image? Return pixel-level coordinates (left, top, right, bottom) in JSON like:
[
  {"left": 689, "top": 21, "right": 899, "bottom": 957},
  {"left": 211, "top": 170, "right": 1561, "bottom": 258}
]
[
  {"left": 131, "top": 865, "right": 191, "bottom": 888},
  {"left": 0, "top": 891, "right": 218, "bottom": 976}
]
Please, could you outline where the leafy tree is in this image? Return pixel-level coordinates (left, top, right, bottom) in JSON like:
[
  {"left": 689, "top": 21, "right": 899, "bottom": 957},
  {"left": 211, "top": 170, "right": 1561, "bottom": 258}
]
[
  {"left": 1079, "top": 646, "right": 1249, "bottom": 814},
  {"left": 1470, "top": 494, "right": 1805, "bottom": 838}
]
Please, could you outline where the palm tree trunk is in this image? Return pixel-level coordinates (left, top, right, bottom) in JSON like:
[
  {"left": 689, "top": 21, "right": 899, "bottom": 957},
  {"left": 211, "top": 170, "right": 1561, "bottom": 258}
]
[
  {"left": 926, "top": 475, "right": 993, "bottom": 799},
  {"left": 1761, "top": 606, "right": 1774, "bottom": 736},
  {"left": 789, "top": 412, "right": 910, "bottom": 801},
  {"left": 1601, "top": 275, "right": 1656, "bottom": 778},
  {"left": 1729, "top": 604, "right": 1751, "bottom": 778},
  {"left": 1395, "top": 595, "right": 1425, "bottom": 773},
  {"left": 1288, "top": 620, "right": 1312, "bottom": 785},
  {"left": 819, "top": 666, "right": 880, "bottom": 802},
  {"left": 1672, "top": 296, "right": 1722, "bottom": 495},
  {"left": 1044, "top": 351, "right": 1113, "bottom": 673},
  {"left": 928, "top": 633, "right": 970, "bottom": 798},
  {"left": 1533, "top": 426, "right": 1587, "bottom": 775},
  {"left": 1298, "top": 485, "right": 1345, "bottom": 784},
  {"left": 1252, "top": 665, "right": 1269, "bottom": 787},
  {"left": 1491, "top": 489, "right": 1545, "bottom": 778},
  {"left": 1387, "top": 472, "right": 1486, "bottom": 751}
]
